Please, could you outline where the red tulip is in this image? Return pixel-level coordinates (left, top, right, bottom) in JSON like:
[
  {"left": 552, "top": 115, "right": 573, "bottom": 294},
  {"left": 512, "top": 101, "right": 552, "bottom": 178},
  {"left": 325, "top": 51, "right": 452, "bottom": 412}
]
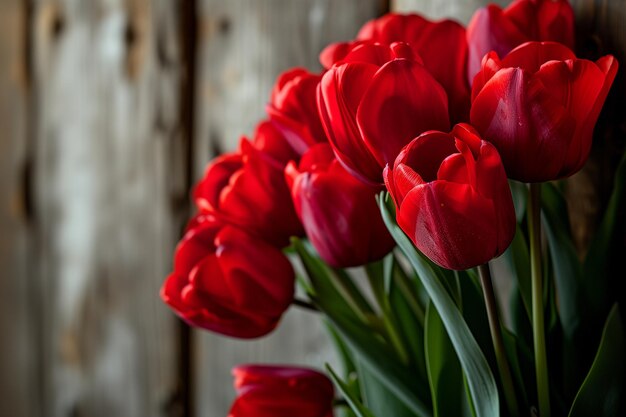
[
  {"left": 384, "top": 124, "right": 515, "bottom": 270},
  {"left": 467, "top": 0, "right": 575, "bottom": 82},
  {"left": 194, "top": 121, "right": 302, "bottom": 247},
  {"left": 267, "top": 68, "right": 327, "bottom": 155},
  {"left": 228, "top": 365, "right": 334, "bottom": 417},
  {"left": 470, "top": 42, "right": 618, "bottom": 182},
  {"left": 285, "top": 143, "right": 394, "bottom": 267},
  {"left": 318, "top": 41, "right": 450, "bottom": 185},
  {"left": 161, "top": 215, "right": 295, "bottom": 339},
  {"left": 354, "top": 13, "right": 470, "bottom": 123}
]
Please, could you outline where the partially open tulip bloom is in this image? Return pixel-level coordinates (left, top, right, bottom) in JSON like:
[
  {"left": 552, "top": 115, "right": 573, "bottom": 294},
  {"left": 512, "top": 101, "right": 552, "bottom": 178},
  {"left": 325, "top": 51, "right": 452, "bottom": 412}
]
[
  {"left": 384, "top": 124, "right": 516, "bottom": 270},
  {"left": 470, "top": 41, "right": 618, "bottom": 182},
  {"left": 228, "top": 365, "right": 335, "bottom": 417},
  {"left": 161, "top": 215, "right": 295, "bottom": 339},
  {"left": 466, "top": 0, "right": 575, "bottom": 82},
  {"left": 318, "top": 41, "right": 450, "bottom": 185},
  {"left": 286, "top": 143, "right": 395, "bottom": 267},
  {"left": 354, "top": 13, "right": 470, "bottom": 123},
  {"left": 267, "top": 68, "right": 327, "bottom": 155},
  {"left": 194, "top": 121, "right": 303, "bottom": 247}
]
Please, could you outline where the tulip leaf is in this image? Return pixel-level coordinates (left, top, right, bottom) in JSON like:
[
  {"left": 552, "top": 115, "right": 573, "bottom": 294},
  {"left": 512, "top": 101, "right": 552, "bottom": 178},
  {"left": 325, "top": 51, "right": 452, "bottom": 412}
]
[
  {"left": 294, "top": 237, "right": 432, "bottom": 417},
  {"left": 583, "top": 150, "right": 626, "bottom": 314},
  {"left": 425, "top": 301, "right": 467, "bottom": 417},
  {"left": 502, "top": 224, "right": 532, "bottom": 321},
  {"left": 541, "top": 183, "right": 582, "bottom": 339},
  {"left": 357, "top": 360, "right": 416, "bottom": 417},
  {"left": 379, "top": 193, "right": 500, "bottom": 417},
  {"left": 327, "top": 365, "right": 377, "bottom": 417},
  {"left": 568, "top": 305, "right": 625, "bottom": 417}
]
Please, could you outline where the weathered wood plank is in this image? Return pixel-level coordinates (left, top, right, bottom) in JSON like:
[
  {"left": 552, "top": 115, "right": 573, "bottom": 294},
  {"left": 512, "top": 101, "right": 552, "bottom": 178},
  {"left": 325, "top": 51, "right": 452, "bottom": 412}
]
[
  {"left": 192, "top": 1, "right": 382, "bottom": 415},
  {"left": 31, "top": 0, "right": 185, "bottom": 416},
  {"left": 0, "top": 2, "right": 37, "bottom": 417},
  {"left": 392, "top": 0, "right": 508, "bottom": 23}
]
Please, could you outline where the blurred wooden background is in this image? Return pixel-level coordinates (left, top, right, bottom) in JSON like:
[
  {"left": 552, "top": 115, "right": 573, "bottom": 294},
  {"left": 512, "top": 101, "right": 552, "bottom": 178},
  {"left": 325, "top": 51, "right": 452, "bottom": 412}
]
[{"left": 0, "top": 0, "right": 622, "bottom": 417}]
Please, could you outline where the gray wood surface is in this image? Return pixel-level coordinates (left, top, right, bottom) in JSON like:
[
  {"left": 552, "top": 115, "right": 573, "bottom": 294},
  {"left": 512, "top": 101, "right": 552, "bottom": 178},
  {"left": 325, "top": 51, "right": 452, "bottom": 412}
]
[
  {"left": 24, "top": 1, "right": 184, "bottom": 416},
  {"left": 392, "top": 0, "right": 508, "bottom": 24},
  {"left": 0, "top": 2, "right": 37, "bottom": 417},
  {"left": 192, "top": 1, "right": 381, "bottom": 415}
]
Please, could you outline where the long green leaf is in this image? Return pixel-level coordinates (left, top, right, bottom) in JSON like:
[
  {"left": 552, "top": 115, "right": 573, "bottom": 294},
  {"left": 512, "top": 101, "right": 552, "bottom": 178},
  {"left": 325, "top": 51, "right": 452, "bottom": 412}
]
[
  {"left": 425, "top": 301, "right": 467, "bottom": 417},
  {"left": 327, "top": 365, "right": 377, "bottom": 417},
  {"left": 541, "top": 183, "right": 582, "bottom": 339},
  {"left": 357, "top": 359, "right": 415, "bottom": 417},
  {"left": 583, "top": 151, "right": 626, "bottom": 311},
  {"left": 502, "top": 224, "right": 532, "bottom": 321},
  {"left": 379, "top": 193, "right": 500, "bottom": 417},
  {"left": 295, "top": 238, "right": 432, "bottom": 417},
  {"left": 568, "top": 305, "right": 625, "bottom": 417}
]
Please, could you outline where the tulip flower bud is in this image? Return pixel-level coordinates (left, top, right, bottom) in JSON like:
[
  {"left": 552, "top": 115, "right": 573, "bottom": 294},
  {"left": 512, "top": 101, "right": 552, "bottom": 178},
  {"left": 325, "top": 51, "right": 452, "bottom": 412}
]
[
  {"left": 229, "top": 365, "right": 335, "bottom": 417},
  {"left": 317, "top": 41, "right": 450, "bottom": 185},
  {"left": 194, "top": 121, "right": 303, "bottom": 247},
  {"left": 470, "top": 41, "right": 618, "bottom": 182},
  {"left": 161, "top": 215, "right": 295, "bottom": 339},
  {"left": 384, "top": 124, "right": 516, "bottom": 270},
  {"left": 355, "top": 13, "right": 470, "bottom": 123},
  {"left": 286, "top": 143, "right": 394, "bottom": 267}
]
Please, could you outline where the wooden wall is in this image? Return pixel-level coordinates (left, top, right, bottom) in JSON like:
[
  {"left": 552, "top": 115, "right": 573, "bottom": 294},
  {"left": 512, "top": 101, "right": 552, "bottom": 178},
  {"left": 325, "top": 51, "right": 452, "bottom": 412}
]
[
  {"left": 1, "top": 1, "right": 623, "bottom": 417},
  {"left": 0, "top": 1, "right": 381, "bottom": 417}
]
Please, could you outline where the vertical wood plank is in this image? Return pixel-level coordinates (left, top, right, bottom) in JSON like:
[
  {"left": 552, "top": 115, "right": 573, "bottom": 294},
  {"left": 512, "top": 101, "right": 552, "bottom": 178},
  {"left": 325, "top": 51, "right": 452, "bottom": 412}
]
[
  {"left": 192, "top": 1, "right": 382, "bottom": 416},
  {"left": 0, "top": 2, "right": 37, "bottom": 416},
  {"left": 392, "top": 0, "right": 508, "bottom": 24},
  {"left": 31, "top": 0, "right": 185, "bottom": 415}
]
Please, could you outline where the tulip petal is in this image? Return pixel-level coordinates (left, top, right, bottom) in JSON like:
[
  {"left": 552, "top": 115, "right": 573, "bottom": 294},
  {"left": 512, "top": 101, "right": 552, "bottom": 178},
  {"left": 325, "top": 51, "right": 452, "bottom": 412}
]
[
  {"left": 398, "top": 181, "right": 498, "bottom": 270},
  {"left": 470, "top": 67, "right": 573, "bottom": 181},
  {"left": 173, "top": 219, "right": 220, "bottom": 275},
  {"left": 318, "top": 63, "right": 383, "bottom": 182},
  {"left": 467, "top": 4, "right": 529, "bottom": 82},
  {"left": 357, "top": 59, "right": 450, "bottom": 170},
  {"left": 502, "top": 41, "right": 576, "bottom": 73}
]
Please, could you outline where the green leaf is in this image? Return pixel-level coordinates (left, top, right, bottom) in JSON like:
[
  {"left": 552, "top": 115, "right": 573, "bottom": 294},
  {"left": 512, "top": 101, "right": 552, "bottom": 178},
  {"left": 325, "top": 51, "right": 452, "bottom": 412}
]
[
  {"left": 583, "top": 151, "right": 626, "bottom": 312},
  {"left": 357, "top": 359, "right": 415, "bottom": 417},
  {"left": 379, "top": 193, "right": 500, "bottom": 417},
  {"left": 327, "top": 365, "right": 377, "bottom": 417},
  {"left": 425, "top": 301, "right": 467, "bottom": 417},
  {"left": 568, "top": 305, "right": 625, "bottom": 417},
  {"left": 541, "top": 183, "right": 582, "bottom": 339},
  {"left": 502, "top": 224, "right": 532, "bottom": 321},
  {"left": 295, "top": 238, "right": 432, "bottom": 417}
]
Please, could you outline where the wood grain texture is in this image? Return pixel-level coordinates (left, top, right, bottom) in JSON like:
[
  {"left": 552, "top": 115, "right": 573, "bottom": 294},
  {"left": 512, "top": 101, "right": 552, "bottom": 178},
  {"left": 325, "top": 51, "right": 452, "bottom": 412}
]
[
  {"left": 192, "top": 1, "right": 382, "bottom": 415},
  {"left": 0, "top": 2, "right": 37, "bottom": 417},
  {"left": 29, "top": 0, "right": 185, "bottom": 416},
  {"left": 392, "top": 0, "right": 508, "bottom": 24}
]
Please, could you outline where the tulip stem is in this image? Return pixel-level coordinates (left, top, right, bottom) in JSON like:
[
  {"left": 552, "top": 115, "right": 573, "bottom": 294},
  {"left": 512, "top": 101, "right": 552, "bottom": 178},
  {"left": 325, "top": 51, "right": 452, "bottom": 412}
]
[
  {"left": 478, "top": 263, "right": 519, "bottom": 417},
  {"left": 292, "top": 298, "right": 319, "bottom": 312},
  {"left": 528, "top": 182, "right": 550, "bottom": 417}
]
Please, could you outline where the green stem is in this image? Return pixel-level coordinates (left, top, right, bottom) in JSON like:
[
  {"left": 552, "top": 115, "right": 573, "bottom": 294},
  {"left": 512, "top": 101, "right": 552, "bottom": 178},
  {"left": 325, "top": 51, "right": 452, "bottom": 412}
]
[
  {"left": 528, "top": 183, "right": 551, "bottom": 417},
  {"left": 478, "top": 263, "right": 520, "bottom": 417}
]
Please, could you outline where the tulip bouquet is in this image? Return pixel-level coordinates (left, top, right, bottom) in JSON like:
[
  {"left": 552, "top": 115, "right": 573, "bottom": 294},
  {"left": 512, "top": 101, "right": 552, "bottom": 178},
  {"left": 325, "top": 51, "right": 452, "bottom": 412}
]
[{"left": 161, "top": 0, "right": 625, "bottom": 416}]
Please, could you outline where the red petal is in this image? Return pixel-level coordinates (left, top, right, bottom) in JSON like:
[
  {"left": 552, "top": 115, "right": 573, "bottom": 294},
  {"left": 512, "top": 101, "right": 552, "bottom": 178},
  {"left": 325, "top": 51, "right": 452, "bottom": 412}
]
[
  {"left": 470, "top": 67, "right": 573, "bottom": 182},
  {"left": 357, "top": 59, "right": 450, "bottom": 170},
  {"left": 397, "top": 181, "right": 498, "bottom": 270}
]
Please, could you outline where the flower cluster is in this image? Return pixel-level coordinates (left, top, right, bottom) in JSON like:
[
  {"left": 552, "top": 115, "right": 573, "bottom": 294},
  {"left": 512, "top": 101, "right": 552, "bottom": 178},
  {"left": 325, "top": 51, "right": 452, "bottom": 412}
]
[{"left": 161, "top": 0, "right": 618, "bottom": 414}]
